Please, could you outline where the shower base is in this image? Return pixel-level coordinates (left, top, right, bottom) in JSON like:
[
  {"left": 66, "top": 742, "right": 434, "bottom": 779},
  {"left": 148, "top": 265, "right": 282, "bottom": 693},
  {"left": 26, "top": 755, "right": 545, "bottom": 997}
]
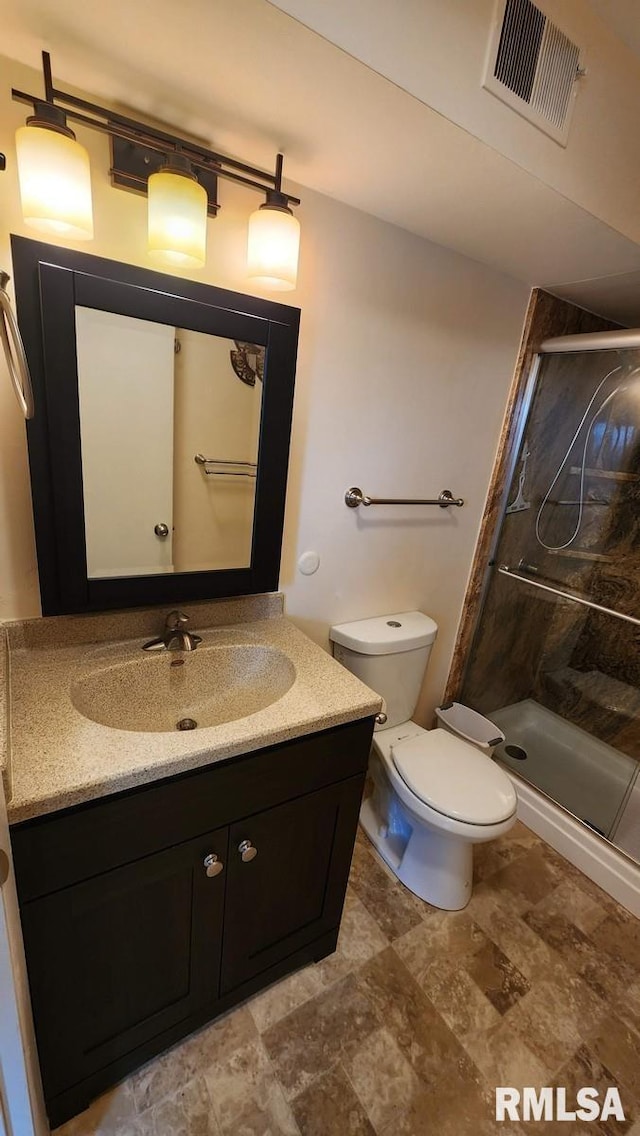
[
  {"left": 491, "top": 698, "right": 640, "bottom": 916},
  {"left": 492, "top": 699, "right": 636, "bottom": 839}
]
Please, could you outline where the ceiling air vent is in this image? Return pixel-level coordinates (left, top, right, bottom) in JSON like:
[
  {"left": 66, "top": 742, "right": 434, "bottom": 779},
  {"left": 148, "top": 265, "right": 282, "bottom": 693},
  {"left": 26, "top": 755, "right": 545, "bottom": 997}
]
[{"left": 484, "top": 0, "right": 582, "bottom": 145}]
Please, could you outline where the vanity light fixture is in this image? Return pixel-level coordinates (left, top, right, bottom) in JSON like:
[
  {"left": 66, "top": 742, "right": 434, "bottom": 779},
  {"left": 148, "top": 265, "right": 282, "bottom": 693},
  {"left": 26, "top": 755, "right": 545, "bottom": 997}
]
[
  {"left": 247, "top": 160, "right": 301, "bottom": 291},
  {"left": 147, "top": 152, "right": 208, "bottom": 268},
  {"left": 15, "top": 101, "right": 93, "bottom": 240},
  {"left": 8, "top": 52, "right": 301, "bottom": 288}
]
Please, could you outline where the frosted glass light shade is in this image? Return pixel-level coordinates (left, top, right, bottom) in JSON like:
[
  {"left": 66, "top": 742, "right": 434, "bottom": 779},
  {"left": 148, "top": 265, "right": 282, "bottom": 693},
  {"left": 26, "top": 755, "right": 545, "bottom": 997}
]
[
  {"left": 247, "top": 205, "right": 300, "bottom": 291},
  {"left": 148, "top": 169, "right": 207, "bottom": 268},
  {"left": 15, "top": 124, "right": 94, "bottom": 239}
]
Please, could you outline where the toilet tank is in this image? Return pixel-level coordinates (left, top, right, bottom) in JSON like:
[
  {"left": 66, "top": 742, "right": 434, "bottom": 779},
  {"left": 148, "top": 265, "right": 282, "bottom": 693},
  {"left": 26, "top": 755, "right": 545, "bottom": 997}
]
[{"left": 329, "top": 612, "right": 438, "bottom": 729}]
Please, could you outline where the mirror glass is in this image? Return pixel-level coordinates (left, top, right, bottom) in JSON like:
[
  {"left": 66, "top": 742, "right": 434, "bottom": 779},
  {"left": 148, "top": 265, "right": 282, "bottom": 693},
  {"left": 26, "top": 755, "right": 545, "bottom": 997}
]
[{"left": 75, "top": 307, "right": 264, "bottom": 579}]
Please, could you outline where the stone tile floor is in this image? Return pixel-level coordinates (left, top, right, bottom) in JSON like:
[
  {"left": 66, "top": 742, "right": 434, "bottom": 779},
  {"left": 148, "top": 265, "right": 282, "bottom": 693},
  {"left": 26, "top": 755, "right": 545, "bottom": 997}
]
[{"left": 55, "top": 822, "right": 640, "bottom": 1135}]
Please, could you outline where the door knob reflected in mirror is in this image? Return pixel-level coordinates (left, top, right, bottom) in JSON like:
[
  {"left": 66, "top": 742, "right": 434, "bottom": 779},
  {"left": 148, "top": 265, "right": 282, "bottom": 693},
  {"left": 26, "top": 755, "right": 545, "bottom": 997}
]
[
  {"left": 238, "top": 839, "right": 257, "bottom": 863},
  {"left": 154, "top": 523, "right": 170, "bottom": 539}
]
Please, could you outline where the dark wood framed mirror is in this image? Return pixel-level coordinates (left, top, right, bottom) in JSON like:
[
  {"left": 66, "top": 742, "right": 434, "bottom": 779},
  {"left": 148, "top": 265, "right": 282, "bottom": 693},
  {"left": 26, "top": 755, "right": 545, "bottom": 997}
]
[{"left": 11, "top": 236, "right": 299, "bottom": 615}]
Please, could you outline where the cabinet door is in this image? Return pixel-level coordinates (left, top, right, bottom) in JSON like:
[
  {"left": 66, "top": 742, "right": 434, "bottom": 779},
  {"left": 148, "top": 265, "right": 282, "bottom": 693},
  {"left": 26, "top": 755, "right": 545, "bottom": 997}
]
[
  {"left": 221, "top": 776, "right": 363, "bottom": 993},
  {"left": 21, "top": 827, "right": 227, "bottom": 1100}
]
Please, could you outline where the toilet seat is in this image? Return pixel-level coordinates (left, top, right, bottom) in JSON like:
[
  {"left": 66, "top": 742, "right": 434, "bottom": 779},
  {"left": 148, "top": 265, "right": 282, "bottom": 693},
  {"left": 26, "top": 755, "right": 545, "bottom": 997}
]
[{"left": 391, "top": 728, "right": 517, "bottom": 826}]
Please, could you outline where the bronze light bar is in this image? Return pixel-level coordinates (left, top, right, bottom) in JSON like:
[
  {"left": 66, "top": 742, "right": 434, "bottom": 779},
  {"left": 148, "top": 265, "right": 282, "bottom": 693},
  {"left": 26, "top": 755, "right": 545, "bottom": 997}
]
[{"left": 8, "top": 51, "right": 300, "bottom": 218}]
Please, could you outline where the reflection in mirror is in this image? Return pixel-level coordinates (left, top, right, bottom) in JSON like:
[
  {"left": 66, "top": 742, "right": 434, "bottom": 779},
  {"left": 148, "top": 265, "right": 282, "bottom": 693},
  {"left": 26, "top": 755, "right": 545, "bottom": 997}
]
[{"left": 75, "top": 308, "right": 263, "bottom": 579}]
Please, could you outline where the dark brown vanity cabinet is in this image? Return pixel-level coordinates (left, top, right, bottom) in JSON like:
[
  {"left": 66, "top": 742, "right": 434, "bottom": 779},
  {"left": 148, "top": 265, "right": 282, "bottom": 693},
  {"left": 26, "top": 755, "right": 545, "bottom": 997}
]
[
  {"left": 10, "top": 717, "right": 373, "bottom": 1127},
  {"left": 19, "top": 828, "right": 228, "bottom": 1104},
  {"left": 221, "top": 780, "right": 362, "bottom": 993}
]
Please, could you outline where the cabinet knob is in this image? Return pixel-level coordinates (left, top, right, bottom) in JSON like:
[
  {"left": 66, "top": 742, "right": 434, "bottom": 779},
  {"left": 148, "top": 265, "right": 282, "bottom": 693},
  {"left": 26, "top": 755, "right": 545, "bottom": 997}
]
[
  {"left": 203, "top": 853, "right": 223, "bottom": 877},
  {"left": 238, "top": 839, "right": 257, "bottom": 863}
]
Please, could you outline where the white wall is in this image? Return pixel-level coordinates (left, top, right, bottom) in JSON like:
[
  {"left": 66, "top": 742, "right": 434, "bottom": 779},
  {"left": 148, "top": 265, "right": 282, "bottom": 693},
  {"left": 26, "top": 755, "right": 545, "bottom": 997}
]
[
  {"left": 0, "top": 53, "right": 529, "bottom": 717},
  {"left": 281, "top": 193, "right": 529, "bottom": 713},
  {"left": 270, "top": 0, "right": 640, "bottom": 249},
  {"left": 173, "top": 329, "right": 261, "bottom": 572}
]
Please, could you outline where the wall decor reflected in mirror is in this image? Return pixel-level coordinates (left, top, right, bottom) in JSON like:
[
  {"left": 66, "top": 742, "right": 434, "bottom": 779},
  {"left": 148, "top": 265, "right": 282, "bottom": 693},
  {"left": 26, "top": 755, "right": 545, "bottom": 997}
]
[
  {"left": 11, "top": 236, "right": 300, "bottom": 615},
  {"left": 230, "top": 340, "right": 264, "bottom": 388}
]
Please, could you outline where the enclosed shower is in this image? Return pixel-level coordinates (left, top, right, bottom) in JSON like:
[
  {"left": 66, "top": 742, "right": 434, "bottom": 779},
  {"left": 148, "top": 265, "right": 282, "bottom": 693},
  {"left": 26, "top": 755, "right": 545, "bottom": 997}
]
[{"left": 460, "top": 328, "right": 640, "bottom": 869}]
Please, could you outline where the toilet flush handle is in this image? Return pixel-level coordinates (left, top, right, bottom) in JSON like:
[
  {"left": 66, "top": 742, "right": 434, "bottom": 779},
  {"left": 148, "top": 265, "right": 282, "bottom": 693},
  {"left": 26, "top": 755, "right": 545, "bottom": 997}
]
[{"left": 375, "top": 712, "right": 387, "bottom": 726}]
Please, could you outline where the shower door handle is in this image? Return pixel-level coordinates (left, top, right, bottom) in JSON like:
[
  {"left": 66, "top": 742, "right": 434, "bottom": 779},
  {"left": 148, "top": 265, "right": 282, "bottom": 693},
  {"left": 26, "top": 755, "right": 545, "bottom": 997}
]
[{"left": 498, "top": 565, "right": 640, "bottom": 628}]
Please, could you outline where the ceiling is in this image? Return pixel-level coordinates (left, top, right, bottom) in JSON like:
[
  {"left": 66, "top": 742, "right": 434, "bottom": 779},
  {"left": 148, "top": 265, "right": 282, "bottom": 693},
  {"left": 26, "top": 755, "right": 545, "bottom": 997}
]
[
  {"left": 587, "top": 0, "right": 640, "bottom": 61},
  {"left": 3, "top": 0, "right": 640, "bottom": 321}
]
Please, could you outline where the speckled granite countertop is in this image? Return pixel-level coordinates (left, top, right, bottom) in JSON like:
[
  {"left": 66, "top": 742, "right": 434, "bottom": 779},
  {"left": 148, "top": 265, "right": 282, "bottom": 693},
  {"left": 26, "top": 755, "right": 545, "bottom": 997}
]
[{"left": 4, "top": 597, "right": 380, "bottom": 825}]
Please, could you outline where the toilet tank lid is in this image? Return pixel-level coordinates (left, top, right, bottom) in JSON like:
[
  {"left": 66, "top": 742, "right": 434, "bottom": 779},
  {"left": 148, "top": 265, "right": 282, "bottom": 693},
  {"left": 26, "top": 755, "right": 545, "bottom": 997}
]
[{"left": 329, "top": 611, "right": 438, "bottom": 655}]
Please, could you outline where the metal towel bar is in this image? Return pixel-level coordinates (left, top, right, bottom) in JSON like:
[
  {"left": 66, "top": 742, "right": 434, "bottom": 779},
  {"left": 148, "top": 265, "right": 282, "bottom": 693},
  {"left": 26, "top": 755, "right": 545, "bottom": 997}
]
[
  {"left": 0, "top": 270, "right": 34, "bottom": 419},
  {"left": 345, "top": 487, "right": 464, "bottom": 509},
  {"left": 202, "top": 471, "right": 256, "bottom": 479},
  {"left": 498, "top": 564, "right": 640, "bottom": 628},
  {"left": 195, "top": 453, "right": 257, "bottom": 479}
]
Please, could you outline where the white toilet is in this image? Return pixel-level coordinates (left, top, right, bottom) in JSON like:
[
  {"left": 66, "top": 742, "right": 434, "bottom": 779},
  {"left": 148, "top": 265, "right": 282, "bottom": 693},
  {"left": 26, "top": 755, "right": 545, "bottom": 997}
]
[{"left": 330, "top": 611, "right": 517, "bottom": 910}]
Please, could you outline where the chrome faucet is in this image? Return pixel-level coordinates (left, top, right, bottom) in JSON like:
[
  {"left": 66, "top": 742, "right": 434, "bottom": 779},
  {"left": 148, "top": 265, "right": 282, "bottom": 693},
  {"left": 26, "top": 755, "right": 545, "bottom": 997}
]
[{"left": 142, "top": 610, "right": 202, "bottom": 652}]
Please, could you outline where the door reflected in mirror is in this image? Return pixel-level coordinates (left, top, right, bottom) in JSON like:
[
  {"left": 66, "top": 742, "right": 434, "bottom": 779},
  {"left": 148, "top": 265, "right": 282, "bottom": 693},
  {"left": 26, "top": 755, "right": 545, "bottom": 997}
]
[{"left": 75, "top": 308, "right": 264, "bottom": 579}]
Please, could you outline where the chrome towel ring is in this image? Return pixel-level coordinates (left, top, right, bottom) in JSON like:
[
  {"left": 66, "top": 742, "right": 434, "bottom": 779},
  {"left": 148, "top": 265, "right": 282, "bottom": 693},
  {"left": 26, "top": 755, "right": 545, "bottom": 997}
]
[{"left": 0, "top": 270, "right": 34, "bottom": 419}]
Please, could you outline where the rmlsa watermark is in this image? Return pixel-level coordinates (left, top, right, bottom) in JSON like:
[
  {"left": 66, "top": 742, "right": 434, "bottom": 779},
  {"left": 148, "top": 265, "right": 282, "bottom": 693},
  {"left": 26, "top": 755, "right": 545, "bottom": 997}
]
[{"left": 496, "top": 1086, "right": 625, "bottom": 1123}]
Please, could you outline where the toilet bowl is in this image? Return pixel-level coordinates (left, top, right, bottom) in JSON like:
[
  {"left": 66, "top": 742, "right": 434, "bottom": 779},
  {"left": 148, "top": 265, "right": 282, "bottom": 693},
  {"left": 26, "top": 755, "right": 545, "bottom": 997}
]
[
  {"left": 364, "top": 720, "right": 516, "bottom": 909},
  {"left": 330, "top": 611, "right": 517, "bottom": 910}
]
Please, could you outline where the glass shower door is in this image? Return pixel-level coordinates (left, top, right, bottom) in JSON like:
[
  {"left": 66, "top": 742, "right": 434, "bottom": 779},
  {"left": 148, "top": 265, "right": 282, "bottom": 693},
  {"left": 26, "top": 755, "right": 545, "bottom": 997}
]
[{"left": 460, "top": 345, "right": 640, "bottom": 861}]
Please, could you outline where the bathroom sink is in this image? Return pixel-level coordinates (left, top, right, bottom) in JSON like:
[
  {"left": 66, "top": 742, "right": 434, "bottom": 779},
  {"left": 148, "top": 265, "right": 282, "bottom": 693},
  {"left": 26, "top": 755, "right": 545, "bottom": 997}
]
[{"left": 71, "top": 643, "right": 296, "bottom": 733}]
